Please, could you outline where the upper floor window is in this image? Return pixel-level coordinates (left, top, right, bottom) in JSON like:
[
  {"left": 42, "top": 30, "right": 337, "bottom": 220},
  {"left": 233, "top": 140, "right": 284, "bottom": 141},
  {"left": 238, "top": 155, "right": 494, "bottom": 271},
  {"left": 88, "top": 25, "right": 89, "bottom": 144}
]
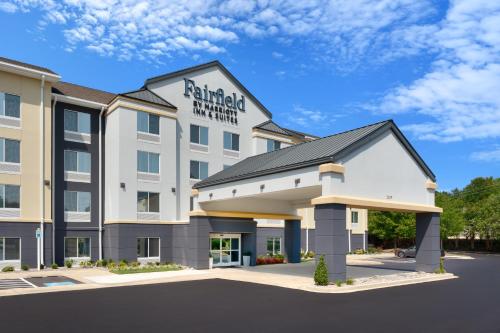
[
  {"left": 351, "top": 211, "right": 359, "bottom": 226},
  {"left": 190, "top": 124, "right": 208, "bottom": 145},
  {"left": 137, "top": 191, "right": 159, "bottom": 213},
  {"left": 137, "top": 151, "right": 159, "bottom": 174},
  {"left": 64, "top": 191, "right": 91, "bottom": 213},
  {"left": 223, "top": 132, "right": 239, "bottom": 151},
  {"left": 223, "top": 164, "right": 231, "bottom": 170},
  {"left": 0, "top": 184, "right": 20, "bottom": 209},
  {"left": 0, "top": 93, "right": 20, "bottom": 118},
  {"left": 267, "top": 139, "right": 281, "bottom": 152},
  {"left": 64, "top": 110, "right": 90, "bottom": 134},
  {"left": 64, "top": 150, "right": 91, "bottom": 174},
  {"left": 0, "top": 138, "right": 20, "bottom": 163},
  {"left": 190, "top": 160, "right": 208, "bottom": 180},
  {"left": 137, "top": 111, "right": 159, "bottom": 135}
]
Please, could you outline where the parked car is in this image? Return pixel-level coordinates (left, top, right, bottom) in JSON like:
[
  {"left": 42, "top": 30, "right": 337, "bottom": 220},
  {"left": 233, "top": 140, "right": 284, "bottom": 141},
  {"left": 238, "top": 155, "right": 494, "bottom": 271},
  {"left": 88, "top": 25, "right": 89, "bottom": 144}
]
[{"left": 396, "top": 246, "right": 445, "bottom": 258}]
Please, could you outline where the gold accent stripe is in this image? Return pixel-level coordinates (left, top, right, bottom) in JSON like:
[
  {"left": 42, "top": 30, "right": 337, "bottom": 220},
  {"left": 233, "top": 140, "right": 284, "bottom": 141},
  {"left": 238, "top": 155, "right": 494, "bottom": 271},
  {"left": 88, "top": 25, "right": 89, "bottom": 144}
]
[
  {"left": 311, "top": 195, "right": 442, "bottom": 213},
  {"left": 426, "top": 181, "right": 438, "bottom": 190},
  {"left": 0, "top": 219, "right": 53, "bottom": 223},
  {"left": 189, "top": 210, "right": 303, "bottom": 220},
  {"left": 319, "top": 163, "right": 345, "bottom": 174}
]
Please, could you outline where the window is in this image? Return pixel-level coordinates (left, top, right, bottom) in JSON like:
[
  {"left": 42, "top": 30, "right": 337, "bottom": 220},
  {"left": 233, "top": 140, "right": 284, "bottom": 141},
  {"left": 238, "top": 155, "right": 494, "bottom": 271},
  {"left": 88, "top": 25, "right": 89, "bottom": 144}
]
[
  {"left": 267, "top": 139, "right": 281, "bottom": 152},
  {"left": 190, "top": 160, "right": 208, "bottom": 180},
  {"left": 137, "top": 111, "right": 159, "bottom": 135},
  {"left": 0, "top": 185, "right": 20, "bottom": 209},
  {"left": 64, "top": 191, "right": 91, "bottom": 212},
  {"left": 0, "top": 238, "right": 20, "bottom": 261},
  {"left": 0, "top": 138, "right": 20, "bottom": 163},
  {"left": 351, "top": 211, "right": 359, "bottom": 226},
  {"left": 190, "top": 124, "right": 208, "bottom": 145},
  {"left": 137, "top": 192, "right": 159, "bottom": 213},
  {"left": 223, "top": 132, "right": 239, "bottom": 151},
  {"left": 267, "top": 237, "right": 281, "bottom": 256},
  {"left": 0, "top": 93, "right": 20, "bottom": 118},
  {"left": 64, "top": 150, "right": 91, "bottom": 173},
  {"left": 64, "top": 110, "right": 90, "bottom": 134},
  {"left": 223, "top": 164, "right": 231, "bottom": 170},
  {"left": 137, "top": 237, "right": 160, "bottom": 259},
  {"left": 64, "top": 237, "right": 90, "bottom": 258},
  {"left": 137, "top": 151, "right": 159, "bottom": 174}
]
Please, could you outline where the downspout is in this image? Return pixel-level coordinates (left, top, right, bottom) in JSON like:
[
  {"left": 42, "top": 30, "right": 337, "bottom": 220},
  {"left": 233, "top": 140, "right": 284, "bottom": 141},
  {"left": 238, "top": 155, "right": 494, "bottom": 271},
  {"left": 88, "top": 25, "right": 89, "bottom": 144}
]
[
  {"left": 98, "top": 106, "right": 105, "bottom": 260},
  {"left": 51, "top": 96, "right": 57, "bottom": 264},
  {"left": 39, "top": 75, "right": 45, "bottom": 267}
]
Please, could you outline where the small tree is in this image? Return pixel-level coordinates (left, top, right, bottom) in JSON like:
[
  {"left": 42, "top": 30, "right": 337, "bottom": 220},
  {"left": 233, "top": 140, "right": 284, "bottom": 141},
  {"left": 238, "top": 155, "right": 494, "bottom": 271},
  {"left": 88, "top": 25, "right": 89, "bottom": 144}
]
[{"left": 314, "top": 255, "right": 329, "bottom": 286}]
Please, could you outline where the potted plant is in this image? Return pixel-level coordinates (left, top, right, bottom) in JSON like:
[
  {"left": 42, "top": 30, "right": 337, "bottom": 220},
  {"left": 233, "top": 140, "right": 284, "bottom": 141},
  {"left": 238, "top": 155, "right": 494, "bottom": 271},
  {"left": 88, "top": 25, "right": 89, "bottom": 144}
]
[
  {"left": 242, "top": 251, "right": 252, "bottom": 267},
  {"left": 209, "top": 252, "right": 213, "bottom": 269}
]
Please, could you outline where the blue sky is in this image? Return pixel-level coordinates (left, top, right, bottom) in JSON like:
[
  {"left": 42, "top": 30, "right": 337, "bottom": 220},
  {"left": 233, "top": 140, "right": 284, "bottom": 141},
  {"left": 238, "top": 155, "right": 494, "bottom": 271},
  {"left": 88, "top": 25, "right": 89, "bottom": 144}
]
[{"left": 0, "top": 0, "right": 499, "bottom": 190}]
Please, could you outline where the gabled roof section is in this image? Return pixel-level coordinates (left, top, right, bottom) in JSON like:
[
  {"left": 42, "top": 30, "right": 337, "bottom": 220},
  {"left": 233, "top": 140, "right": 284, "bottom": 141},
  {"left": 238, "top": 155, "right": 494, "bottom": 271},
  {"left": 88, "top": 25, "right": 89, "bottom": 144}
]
[
  {"left": 0, "top": 56, "right": 58, "bottom": 75},
  {"left": 144, "top": 60, "right": 272, "bottom": 118},
  {"left": 253, "top": 120, "right": 319, "bottom": 141},
  {"left": 194, "top": 120, "right": 436, "bottom": 189},
  {"left": 52, "top": 81, "right": 116, "bottom": 105},
  {"left": 120, "top": 88, "right": 176, "bottom": 109}
]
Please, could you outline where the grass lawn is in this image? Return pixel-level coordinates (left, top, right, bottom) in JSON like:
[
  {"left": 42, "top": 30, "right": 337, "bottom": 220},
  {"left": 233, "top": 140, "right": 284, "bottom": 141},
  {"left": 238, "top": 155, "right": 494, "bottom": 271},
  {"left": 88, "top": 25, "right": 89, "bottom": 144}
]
[{"left": 110, "top": 264, "right": 183, "bottom": 275}]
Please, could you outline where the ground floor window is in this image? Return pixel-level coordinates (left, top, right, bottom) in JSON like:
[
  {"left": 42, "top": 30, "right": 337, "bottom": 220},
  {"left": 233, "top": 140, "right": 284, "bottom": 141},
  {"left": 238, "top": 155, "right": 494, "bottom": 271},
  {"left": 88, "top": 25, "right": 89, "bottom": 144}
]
[
  {"left": 0, "top": 237, "right": 20, "bottom": 261},
  {"left": 64, "top": 237, "right": 90, "bottom": 259},
  {"left": 267, "top": 237, "right": 281, "bottom": 255},
  {"left": 137, "top": 237, "right": 160, "bottom": 259}
]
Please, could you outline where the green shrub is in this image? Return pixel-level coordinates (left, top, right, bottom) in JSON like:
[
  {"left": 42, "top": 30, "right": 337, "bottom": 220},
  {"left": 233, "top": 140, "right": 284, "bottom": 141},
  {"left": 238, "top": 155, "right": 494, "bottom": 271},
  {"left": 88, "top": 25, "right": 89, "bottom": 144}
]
[
  {"left": 118, "top": 260, "right": 128, "bottom": 268},
  {"left": 307, "top": 251, "right": 315, "bottom": 258},
  {"left": 109, "top": 263, "right": 183, "bottom": 275},
  {"left": 435, "top": 257, "right": 446, "bottom": 274},
  {"left": 65, "top": 259, "right": 73, "bottom": 268},
  {"left": 107, "top": 262, "right": 117, "bottom": 269},
  {"left": 335, "top": 280, "right": 343, "bottom": 287},
  {"left": 314, "top": 255, "right": 329, "bottom": 286},
  {"left": 21, "top": 264, "right": 29, "bottom": 271},
  {"left": 51, "top": 263, "right": 58, "bottom": 269},
  {"left": 346, "top": 278, "right": 354, "bottom": 285},
  {"left": 2, "top": 266, "right": 14, "bottom": 272},
  {"left": 96, "top": 259, "right": 108, "bottom": 267},
  {"left": 130, "top": 261, "right": 141, "bottom": 267}
]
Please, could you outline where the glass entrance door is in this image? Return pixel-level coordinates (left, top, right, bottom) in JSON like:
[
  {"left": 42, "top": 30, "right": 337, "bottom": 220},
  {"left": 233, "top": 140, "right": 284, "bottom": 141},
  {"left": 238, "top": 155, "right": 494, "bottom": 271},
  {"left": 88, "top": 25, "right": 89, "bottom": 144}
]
[{"left": 210, "top": 234, "right": 241, "bottom": 267}]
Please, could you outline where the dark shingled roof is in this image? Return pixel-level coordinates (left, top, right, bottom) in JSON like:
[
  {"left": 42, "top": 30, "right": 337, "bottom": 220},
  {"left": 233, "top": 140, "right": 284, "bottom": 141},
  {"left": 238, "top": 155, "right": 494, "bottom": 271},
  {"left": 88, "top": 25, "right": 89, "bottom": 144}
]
[
  {"left": 194, "top": 120, "right": 436, "bottom": 189},
  {"left": 144, "top": 60, "right": 272, "bottom": 118},
  {"left": 0, "top": 56, "right": 58, "bottom": 75},
  {"left": 120, "top": 88, "right": 176, "bottom": 109},
  {"left": 52, "top": 81, "right": 116, "bottom": 105}
]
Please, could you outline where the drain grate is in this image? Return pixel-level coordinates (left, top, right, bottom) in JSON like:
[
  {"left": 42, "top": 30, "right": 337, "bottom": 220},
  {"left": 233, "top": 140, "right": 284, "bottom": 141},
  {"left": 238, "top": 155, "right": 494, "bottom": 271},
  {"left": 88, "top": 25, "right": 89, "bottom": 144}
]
[{"left": 0, "top": 278, "right": 34, "bottom": 290}]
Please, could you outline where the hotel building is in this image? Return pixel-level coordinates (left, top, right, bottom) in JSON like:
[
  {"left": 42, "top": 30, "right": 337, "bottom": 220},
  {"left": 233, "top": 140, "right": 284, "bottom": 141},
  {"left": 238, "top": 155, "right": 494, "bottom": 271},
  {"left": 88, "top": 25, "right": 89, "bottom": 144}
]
[{"left": 0, "top": 56, "right": 399, "bottom": 271}]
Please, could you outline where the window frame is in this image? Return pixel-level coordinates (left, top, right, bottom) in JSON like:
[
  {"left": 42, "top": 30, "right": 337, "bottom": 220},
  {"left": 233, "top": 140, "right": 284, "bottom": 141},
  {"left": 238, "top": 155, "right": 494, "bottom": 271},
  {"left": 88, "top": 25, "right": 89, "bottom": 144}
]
[
  {"left": 64, "top": 237, "right": 91, "bottom": 259},
  {"left": 137, "top": 150, "right": 160, "bottom": 174},
  {"left": 137, "top": 191, "right": 160, "bottom": 213},
  {"left": 0, "top": 237, "right": 21, "bottom": 262},
  {"left": 190, "top": 160, "right": 208, "bottom": 180},
  {"left": 351, "top": 211, "right": 359, "bottom": 226},
  {"left": 266, "top": 237, "right": 281, "bottom": 256},
  {"left": 64, "top": 190, "right": 91, "bottom": 213},
  {"left": 0, "top": 138, "right": 20, "bottom": 164},
  {"left": 137, "top": 111, "right": 160, "bottom": 135},
  {"left": 137, "top": 237, "right": 161, "bottom": 259},
  {"left": 267, "top": 139, "right": 281, "bottom": 152},
  {"left": 0, "top": 184, "right": 20, "bottom": 209},
  {"left": 64, "top": 150, "right": 91, "bottom": 174},
  {"left": 64, "top": 110, "right": 91, "bottom": 135},
  {"left": 0, "top": 92, "right": 21, "bottom": 119},
  {"left": 223, "top": 131, "right": 240, "bottom": 152},
  {"left": 190, "top": 124, "right": 209, "bottom": 146}
]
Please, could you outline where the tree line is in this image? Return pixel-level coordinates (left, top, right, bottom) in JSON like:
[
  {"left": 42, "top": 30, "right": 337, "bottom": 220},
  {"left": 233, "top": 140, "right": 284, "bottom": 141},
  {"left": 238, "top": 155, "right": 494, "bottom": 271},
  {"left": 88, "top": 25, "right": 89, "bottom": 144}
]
[{"left": 368, "top": 177, "right": 500, "bottom": 251}]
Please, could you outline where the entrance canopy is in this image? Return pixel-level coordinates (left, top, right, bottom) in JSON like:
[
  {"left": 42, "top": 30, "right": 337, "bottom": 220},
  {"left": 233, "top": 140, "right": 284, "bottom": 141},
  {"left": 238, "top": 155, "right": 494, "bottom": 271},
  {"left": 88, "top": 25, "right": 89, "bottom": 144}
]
[{"left": 191, "top": 120, "right": 442, "bottom": 218}]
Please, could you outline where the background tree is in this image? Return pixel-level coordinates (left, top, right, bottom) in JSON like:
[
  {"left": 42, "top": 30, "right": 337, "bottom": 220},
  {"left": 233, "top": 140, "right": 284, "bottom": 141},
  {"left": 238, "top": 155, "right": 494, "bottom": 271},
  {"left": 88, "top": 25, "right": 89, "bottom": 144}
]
[
  {"left": 368, "top": 211, "right": 415, "bottom": 249},
  {"left": 435, "top": 190, "right": 465, "bottom": 248}
]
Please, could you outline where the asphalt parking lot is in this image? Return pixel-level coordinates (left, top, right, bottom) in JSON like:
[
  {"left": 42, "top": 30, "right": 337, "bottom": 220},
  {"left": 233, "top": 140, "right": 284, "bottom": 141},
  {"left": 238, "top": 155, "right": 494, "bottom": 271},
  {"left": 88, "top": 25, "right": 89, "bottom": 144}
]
[{"left": 0, "top": 253, "right": 499, "bottom": 333}]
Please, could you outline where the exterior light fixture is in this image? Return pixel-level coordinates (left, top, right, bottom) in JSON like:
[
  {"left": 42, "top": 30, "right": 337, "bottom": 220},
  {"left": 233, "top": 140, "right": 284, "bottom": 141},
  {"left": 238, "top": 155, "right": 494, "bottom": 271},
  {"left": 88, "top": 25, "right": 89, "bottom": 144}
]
[
  {"left": 120, "top": 182, "right": 126, "bottom": 190},
  {"left": 294, "top": 178, "right": 301, "bottom": 186},
  {"left": 209, "top": 193, "right": 213, "bottom": 199},
  {"left": 260, "top": 184, "right": 265, "bottom": 191},
  {"left": 171, "top": 187, "right": 176, "bottom": 193},
  {"left": 232, "top": 189, "right": 237, "bottom": 195}
]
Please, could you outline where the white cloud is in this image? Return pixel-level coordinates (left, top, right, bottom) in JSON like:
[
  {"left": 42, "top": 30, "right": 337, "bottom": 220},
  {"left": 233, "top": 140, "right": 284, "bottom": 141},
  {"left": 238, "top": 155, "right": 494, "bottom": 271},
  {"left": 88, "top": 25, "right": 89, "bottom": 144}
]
[
  {"left": 271, "top": 51, "right": 283, "bottom": 59},
  {"left": 470, "top": 147, "right": 500, "bottom": 162},
  {"left": 0, "top": 2, "right": 18, "bottom": 13},
  {"left": 370, "top": 0, "right": 500, "bottom": 143},
  {"left": 286, "top": 105, "right": 331, "bottom": 129}
]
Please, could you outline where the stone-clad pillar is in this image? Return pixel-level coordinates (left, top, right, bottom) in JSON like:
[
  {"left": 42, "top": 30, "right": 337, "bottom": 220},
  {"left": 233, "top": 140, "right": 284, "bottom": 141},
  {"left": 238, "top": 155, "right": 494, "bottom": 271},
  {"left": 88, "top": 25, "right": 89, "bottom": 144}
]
[
  {"left": 416, "top": 212, "right": 441, "bottom": 272},
  {"left": 314, "top": 203, "right": 347, "bottom": 281},
  {"left": 284, "top": 220, "right": 301, "bottom": 263}
]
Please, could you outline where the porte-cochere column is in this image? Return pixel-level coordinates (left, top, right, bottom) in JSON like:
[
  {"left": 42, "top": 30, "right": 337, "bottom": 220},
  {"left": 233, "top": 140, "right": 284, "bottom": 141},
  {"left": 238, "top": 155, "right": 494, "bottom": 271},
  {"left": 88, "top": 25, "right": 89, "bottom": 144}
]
[
  {"left": 284, "top": 219, "right": 301, "bottom": 263},
  {"left": 314, "top": 203, "right": 347, "bottom": 281},
  {"left": 415, "top": 212, "right": 441, "bottom": 272}
]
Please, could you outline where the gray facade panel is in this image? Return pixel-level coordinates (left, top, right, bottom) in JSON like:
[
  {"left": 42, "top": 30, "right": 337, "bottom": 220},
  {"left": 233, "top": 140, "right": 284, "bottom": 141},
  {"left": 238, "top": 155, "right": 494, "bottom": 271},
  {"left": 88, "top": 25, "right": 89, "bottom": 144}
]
[
  {"left": 350, "top": 233, "right": 367, "bottom": 252},
  {"left": 0, "top": 222, "right": 52, "bottom": 268},
  {"left": 416, "top": 212, "right": 441, "bottom": 272}
]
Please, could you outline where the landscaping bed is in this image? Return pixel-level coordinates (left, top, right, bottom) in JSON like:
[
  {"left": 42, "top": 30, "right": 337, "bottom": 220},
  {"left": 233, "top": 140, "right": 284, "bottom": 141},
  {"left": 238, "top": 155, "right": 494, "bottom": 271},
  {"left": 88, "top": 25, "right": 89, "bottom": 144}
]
[
  {"left": 256, "top": 255, "right": 285, "bottom": 265},
  {"left": 109, "top": 263, "right": 183, "bottom": 275}
]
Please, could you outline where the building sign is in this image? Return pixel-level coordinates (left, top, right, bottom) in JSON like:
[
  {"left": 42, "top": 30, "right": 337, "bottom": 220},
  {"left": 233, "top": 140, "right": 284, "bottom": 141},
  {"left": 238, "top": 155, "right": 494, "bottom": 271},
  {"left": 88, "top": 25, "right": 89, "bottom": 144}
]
[{"left": 184, "top": 78, "right": 245, "bottom": 125}]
